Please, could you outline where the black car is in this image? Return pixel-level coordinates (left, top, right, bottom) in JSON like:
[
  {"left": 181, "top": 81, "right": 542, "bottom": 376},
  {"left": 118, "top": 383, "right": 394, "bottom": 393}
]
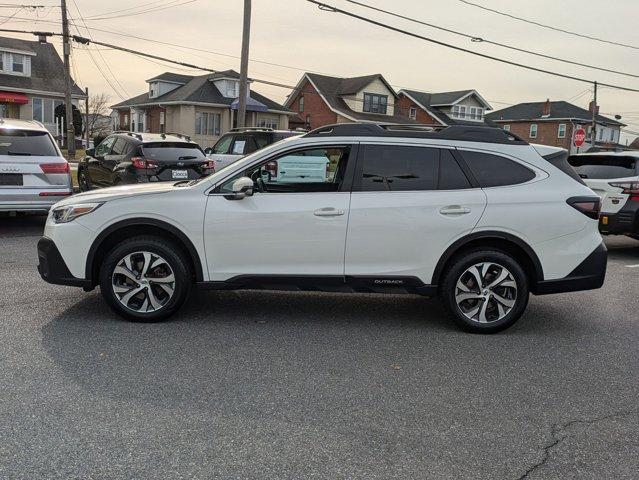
[{"left": 78, "top": 132, "right": 213, "bottom": 191}]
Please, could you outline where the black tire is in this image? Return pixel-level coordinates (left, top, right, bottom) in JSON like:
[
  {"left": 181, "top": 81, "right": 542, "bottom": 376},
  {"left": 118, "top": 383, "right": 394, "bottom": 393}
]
[
  {"left": 99, "top": 235, "right": 192, "bottom": 322},
  {"left": 77, "top": 166, "right": 90, "bottom": 192},
  {"left": 440, "top": 249, "right": 529, "bottom": 333}
]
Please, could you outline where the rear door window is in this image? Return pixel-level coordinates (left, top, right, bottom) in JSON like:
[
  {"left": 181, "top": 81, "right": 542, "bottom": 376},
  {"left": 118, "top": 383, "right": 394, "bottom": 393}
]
[
  {"left": 141, "top": 142, "right": 205, "bottom": 162},
  {"left": 230, "top": 135, "right": 248, "bottom": 155},
  {"left": 355, "top": 145, "right": 471, "bottom": 191},
  {"left": 0, "top": 129, "right": 58, "bottom": 157},
  {"left": 567, "top": 155, "right": 638, "bottom": 179},
  {"left": 460, "top": 150, "right": 536, "bottom": 187},
  {"left": 111, "top": 137, "right": 127, "bottom": 155}
]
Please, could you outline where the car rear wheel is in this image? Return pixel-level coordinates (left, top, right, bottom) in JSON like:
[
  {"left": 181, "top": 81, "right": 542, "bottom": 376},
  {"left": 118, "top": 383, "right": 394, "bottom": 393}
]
[
  {"left": 440, "top": 249, "right": 529, "bottom": 333},
  {"left": 99, "top": 236, "right": 192, "bottom": 322}
]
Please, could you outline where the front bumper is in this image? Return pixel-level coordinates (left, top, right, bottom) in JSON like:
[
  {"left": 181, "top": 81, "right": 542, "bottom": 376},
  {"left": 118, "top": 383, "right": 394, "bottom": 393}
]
[
  {"left": 533, "top": 242, "right": 607, "bottom": 295},
  {"left": 599, "top": 201, "right": 639, "bottom": 235},
  {"left": 37, "top": 237, "right": 90, "bottom": 288}
]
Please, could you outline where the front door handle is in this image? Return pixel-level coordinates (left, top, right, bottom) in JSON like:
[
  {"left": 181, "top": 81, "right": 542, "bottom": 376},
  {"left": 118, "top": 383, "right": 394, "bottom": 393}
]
[
  {"left": 314, "top": 207, "right": 345, "bottom": 217},
  {"left": 440, "top": 205, "right": 471, "bottom": 215}
]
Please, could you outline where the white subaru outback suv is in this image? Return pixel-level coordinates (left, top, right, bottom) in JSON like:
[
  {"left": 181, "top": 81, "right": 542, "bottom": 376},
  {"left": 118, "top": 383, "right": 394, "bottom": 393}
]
[{"left": 37, "top": 123, "right": 607, "bottom": 333}]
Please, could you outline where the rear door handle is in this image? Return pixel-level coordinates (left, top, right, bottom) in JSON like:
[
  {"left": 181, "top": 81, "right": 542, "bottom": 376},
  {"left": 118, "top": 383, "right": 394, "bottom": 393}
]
[
  {"left": 314, "top": 207, "right": 345, "bottom": 217},
  {"left": 440, "top": 205, "right": 471, "bottom": 215}
]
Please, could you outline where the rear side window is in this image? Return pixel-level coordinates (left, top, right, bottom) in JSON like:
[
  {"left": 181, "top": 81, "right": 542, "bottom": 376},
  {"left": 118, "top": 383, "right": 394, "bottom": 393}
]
[
  {"left": 460, "top": 150, "right": 535, "bottom": 187},
  {"left": 0, "top": 129, "right": 58, "bottom": 157},
  {"left": 111, "top": 137, "right": 127, "bottom": 155},
  {"left": 567, "top": 155, "right": 638, "bottom": 179},
  {"left": 141, "top": 142, "right": 205, "bottom": 162},
  {"left": 356, "top": 145, "right": 471, "bottom": 191}
]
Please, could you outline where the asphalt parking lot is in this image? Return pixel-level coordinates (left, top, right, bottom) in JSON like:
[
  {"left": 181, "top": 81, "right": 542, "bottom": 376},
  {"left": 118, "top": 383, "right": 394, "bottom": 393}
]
[{"left": 1, "top": 214, "right": 637, "bottom": 480}]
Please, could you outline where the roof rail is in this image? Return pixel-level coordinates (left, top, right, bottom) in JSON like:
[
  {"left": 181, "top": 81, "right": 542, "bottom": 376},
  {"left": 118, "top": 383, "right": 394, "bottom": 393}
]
[
  {"left": 229, "top": 127, "right": 274, "bottom": 133},
  {"left": 113, "top": 130, "right": 143, "bottom": 140},
  {"left": 303, "top": 123, "right": 527, "bottom": 145},
  {"left": 165, "top": 132, "right": 192, "bottom": 141}
]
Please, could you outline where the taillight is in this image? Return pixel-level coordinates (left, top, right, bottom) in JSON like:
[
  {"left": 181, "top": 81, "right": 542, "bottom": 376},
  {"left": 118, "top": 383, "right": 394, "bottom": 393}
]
[
  {"left": 40, "top": 162, "right": 69, "bottom": 174},
  {"left": 567, "top": 196, "right": 601, "bottom": 219},
  {"left": 131, "top": 157, "right": 157, "bottom": 169},
  {"left": 265, "top": 161, "right": 278, "bottom": 177},
  {"left": 609, "top": 181, "right": 639, "bottom": 201},
  {"left": 201, "top": 160, "right": 215, "bottom": 171}
]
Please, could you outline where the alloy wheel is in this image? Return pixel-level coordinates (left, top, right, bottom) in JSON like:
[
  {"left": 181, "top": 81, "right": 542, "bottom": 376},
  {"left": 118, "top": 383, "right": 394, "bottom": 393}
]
[
  {"left": 454, "top": 262, "right": 518, "bottom": 324},
  {"left": 111, "top": 251, "right": 176, "bottom": 313}
]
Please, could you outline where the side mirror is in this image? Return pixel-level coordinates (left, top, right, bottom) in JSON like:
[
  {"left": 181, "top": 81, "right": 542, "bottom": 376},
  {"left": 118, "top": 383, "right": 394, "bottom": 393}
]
[
  {"left": 225, "top": 176, "right": 254, "bottom": 200},
  {"left": 86, "top": 148, "right": 95, "bottom": 157},
  {"left": 204, "top": 147, "right": 213, "bottom": 155}
]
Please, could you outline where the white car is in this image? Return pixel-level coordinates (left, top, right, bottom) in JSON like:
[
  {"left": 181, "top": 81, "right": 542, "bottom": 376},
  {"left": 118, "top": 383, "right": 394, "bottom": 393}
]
[
  {"left": 37, "top": 123, "right": 607, "bottom": 333},
  {"left": 0, "top": 119, "right": 72, "bottom": 212},
  {"left": 568, "top": 151, "right": 639, "bottom": 240}
]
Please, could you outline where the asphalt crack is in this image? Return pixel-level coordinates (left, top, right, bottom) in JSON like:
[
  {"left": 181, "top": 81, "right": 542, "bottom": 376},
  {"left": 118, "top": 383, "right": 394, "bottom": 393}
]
[{"left": 516, "top": 410, "right": 638, "bottom": 480}]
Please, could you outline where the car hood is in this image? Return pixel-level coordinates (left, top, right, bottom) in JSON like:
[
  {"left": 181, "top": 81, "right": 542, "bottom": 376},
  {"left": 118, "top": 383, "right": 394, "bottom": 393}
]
[{"left": 55, "top": 182, "right": 176, "bottom": 207}]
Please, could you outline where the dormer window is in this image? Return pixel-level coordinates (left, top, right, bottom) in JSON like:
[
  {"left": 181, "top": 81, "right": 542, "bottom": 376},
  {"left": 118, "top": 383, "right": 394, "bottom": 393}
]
[
  {"left": 363, "top": 93, "right": 387, "bottom": 114},
  {"left": 12, "top": 54, "right": 24, "bottom": 73},
  {"left": 0, "top": 50, "right": 31, "bottom": 76}
]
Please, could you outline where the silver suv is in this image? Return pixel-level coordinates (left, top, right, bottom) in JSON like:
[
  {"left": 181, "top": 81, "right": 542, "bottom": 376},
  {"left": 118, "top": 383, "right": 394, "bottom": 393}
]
[{"left": 0, "top": 119, "right": 72, "bottom": 213}]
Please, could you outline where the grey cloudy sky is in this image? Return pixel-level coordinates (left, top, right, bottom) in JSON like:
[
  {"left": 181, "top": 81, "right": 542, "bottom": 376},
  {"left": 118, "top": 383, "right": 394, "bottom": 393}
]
[{"left": 5, "top": 0, "right": 639, "bottom": 140}]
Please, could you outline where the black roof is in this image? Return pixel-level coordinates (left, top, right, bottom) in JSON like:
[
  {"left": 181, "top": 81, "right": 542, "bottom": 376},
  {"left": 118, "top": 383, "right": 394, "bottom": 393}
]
[
  {"left": 0, "top": 36, "right": 84, "bottom": 96},
  {"left": 113, "top": 70, "right": 289, "bottom": 112},
  {"left": 399, "top": 89, "right": 494, "bottom": 126},
  {"left": 486, "top": 101, "right": 625, "bottom": 126},
  {"left": 146, "top": 72, "right": 194, "bottom": 84},
  {"left": 304, "top": 123, "right": 527, "bottom": 145}
]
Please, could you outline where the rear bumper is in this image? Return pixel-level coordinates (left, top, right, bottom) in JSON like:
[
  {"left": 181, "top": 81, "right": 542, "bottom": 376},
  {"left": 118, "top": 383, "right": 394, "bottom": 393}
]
[
  {"left": 599, "top": 202, "right": 639, "bottom": 235},
  {"left": 0, "top": 190, "right": 73, "bottom": 212},
  {"left": 37, "top": 237, "right": 90, "bottom": 288},
  {"left": 533, "top": 242, "right": 607, "bottom": 295}
]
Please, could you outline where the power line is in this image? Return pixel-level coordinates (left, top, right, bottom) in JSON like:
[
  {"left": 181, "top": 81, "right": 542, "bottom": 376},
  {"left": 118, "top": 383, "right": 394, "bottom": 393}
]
[
  {"left": 457, "top": 0, "right": 639, "bottom": 51},
  {"left": 83, "top": 0, "right": 176, "bottom": 19},
  {"left": 306, "top": 1, "right": 639, "bottom": 93},
  {"left": 75, "top": 0, "right": 197, "bottom": 21},
  {"left": 341, "top": 0, "right": 639, "bottom": 79}
]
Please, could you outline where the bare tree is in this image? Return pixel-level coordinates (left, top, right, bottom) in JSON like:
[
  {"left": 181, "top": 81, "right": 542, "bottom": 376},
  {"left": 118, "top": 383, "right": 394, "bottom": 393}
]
[{"left": 83, "top": 93, "right": 112, "bottom": 140}]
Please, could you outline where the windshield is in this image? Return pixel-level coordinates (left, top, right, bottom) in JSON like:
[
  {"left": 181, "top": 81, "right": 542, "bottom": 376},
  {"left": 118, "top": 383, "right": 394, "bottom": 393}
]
[
  {"left": 0, "top": 129, "right": 58, "bottom": 157},
  {"left": 568, "top": 155, "right": 638, "bottom": 179},
  {"left": 141, "top": 142, "right": 205, "bottom": 162}
]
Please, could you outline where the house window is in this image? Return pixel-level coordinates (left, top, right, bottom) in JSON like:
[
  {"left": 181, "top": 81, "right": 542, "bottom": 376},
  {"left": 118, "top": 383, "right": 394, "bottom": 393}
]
[
  {"left": 503, "top": 124, "right": 510, "bottom": 132},
  {"left": 529, "top": 124, "right": 538, "bottom": 138},
  {"left": 558, "top": 123, "right": 566, "bottom": 138},
  {"left": 195, "top": 111, "right": 221, "bottom": 135},
  {"left": 452, "top": 105, "right": 467, "bottom": 119},
  {"left": 610, "top": 129, "right": 615, "bottom": 142},
  {"left": 256, "top": 117, "right": 278, "bottom": 129},
  {"left": 299, "top": 96, "right": 304, "bottom": 113},
  {"left": 363, "top": 93, "right": 388, "bottom": 114},
  {"left": 159, "top": 111, "right": 165, "bottom": 133},
  {"left": 409, "top": 107, "right": 417, "bottom": 120},
  {"left": 11, "top": 54, "right": 24, "bottom": 73},
  {"left": 598, "top": 128, "right": 603, "bottom": 141},
  {"left": 32, "top": 98, "right": 43, "bottom": 122}
]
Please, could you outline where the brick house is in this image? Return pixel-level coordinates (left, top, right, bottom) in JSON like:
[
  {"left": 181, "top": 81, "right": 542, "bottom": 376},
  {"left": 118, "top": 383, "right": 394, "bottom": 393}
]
[
  {"left": 111, "top": 70, "right": 293, "bottom": 148},
  {"left": 485, "top": 99, "right": 626, "bottom": 154},
  {"left": 0, "top": 35, "right": 85, "bottom": 136},
  {"left": 396, "top": 89, "right": 493, "bottom": 125},
  {"left": 285, "top": 73, "right": 411, "bottom": 130}
]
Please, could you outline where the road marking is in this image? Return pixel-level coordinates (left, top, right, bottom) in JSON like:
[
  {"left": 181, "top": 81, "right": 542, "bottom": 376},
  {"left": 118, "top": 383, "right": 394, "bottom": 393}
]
[{"left": 626, "top": 264, "right": 639, "bottom": 268}]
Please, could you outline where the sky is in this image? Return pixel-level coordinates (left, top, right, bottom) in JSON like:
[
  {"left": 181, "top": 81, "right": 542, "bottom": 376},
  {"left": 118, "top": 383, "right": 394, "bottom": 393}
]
[{"left": 3, "top": 0, "right": 639, "bottom": 142}]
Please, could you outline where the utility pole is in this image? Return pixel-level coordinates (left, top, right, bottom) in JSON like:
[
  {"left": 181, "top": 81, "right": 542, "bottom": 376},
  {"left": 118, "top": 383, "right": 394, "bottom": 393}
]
[
  {"left": 60, "top": 0, "right": 76, "bottom": 158},
  {"left": 84, "top": 87, "right": 90, "bottom": 149},
  {"left": 590, "top": 80, "right": 598, "bottom": 149},
  {"left": 237, "top": 0, "right": 251, "bottom": 128}
]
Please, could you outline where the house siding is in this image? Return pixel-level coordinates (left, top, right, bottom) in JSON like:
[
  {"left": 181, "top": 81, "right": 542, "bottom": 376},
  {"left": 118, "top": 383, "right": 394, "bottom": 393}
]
[
  {"left": 395, "top": 94, "right": 441, "bottom": 124},
  {"left": 343, "top": 77, "right": 395, "bottom": 116},
  {"left": 288, "top": 79, "right": 337, "bottom": 130}
]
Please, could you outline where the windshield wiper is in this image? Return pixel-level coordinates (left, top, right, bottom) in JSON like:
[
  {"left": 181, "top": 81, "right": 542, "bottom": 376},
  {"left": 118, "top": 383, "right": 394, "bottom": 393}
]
[{"left": 7, "top": 151, "right": 32, "bottom": 156}]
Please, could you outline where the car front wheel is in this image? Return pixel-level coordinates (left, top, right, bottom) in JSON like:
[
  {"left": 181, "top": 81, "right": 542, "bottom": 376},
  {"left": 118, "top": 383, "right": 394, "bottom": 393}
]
[
  {"left": 99, "top": 236, "right": 192, "bottom": 322},
  {"left": 440, "top": 249, "right": 529, "bottom": 333}
]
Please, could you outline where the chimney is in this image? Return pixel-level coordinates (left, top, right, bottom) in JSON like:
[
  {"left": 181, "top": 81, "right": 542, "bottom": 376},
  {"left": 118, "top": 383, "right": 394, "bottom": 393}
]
[
  {"left": 542, "top": 98, "right": 551, "bottom": 116},
  {"left": 589, "top": 100, "right": 599, "bottom": 115}
]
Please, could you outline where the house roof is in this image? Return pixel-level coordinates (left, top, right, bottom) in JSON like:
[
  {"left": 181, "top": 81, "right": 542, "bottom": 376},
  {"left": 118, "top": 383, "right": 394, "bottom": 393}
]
[
  {"left": 146, "top": 72, "right": 194, "bottom": 84},
  {"left": 289, "top": 73, "right": 410, "bottom": 124},
  {"left": 0, "top": 36, "right": 84, "bottom": 96},
  {"left": 485, "top": 101, "right": 625, "bottom": 126},
  {"left": 399, "top": 89, "right": 494, "bottom": 126},
  {"left": 112, "top": 70, "right": 290, "bottom": 112}
]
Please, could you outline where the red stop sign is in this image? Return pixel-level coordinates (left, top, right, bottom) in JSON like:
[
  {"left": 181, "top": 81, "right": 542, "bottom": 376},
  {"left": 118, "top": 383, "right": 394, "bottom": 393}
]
[{"left": 574, "top": 128, "right": 587, "bottom": 147}]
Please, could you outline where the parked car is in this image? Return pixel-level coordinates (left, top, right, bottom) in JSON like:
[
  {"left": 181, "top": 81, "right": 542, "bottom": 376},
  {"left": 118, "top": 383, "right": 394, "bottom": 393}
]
[
  {"left": 0, "top": 119, "right": 72, "bottom": 213},
  {"left": 77, "top": 132, "right": 212, "bottom": 191},
  {"left": 38, "top": 123, "right": 606, "bottom": 333},
  {"left": 568, "top": 151, "right": 639, "bottom": 240},
  {"left": 204, "top": 127, "right": 303, "bottom": 172}
]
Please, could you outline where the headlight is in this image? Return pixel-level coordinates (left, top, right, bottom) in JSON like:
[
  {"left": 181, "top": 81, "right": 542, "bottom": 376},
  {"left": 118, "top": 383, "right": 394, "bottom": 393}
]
[{"left": 51, "top": 202, "right": 103, "bottom": 223}]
